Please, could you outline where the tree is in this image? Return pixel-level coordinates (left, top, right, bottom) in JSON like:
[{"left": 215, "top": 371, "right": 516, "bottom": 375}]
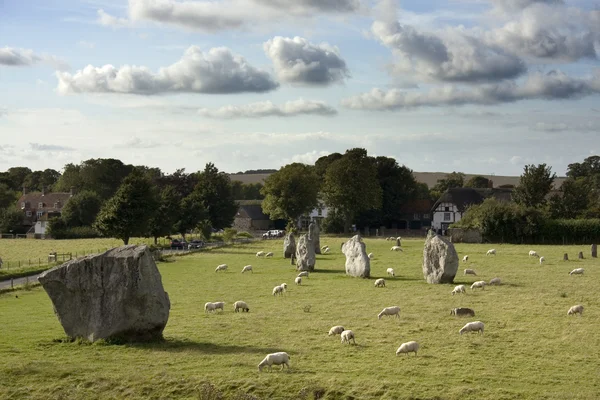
[
  {"left": 0, "top": 207, "right": 23, "bottom": 233},
  {"left": 61, "top": 190, "right": 102, "bottom": 227},
  {"left": 157, "top": 168, "right": 198, "bottom": 199},
  {"left": 567, "top": 155, "right": 600, "bottom": 179},
  {"left": 261, "top": 163, "right": 319, "bottom": 223},
  {"left": 93, "top": 171, "right": 159, "bottom": 245},
  {"left": 173, "top": 193, "right": 208, "bottom": 239},
  {"left": 231, "top": 181, "right": 265, "bottom": 200},
  {"left": 148, "top": 185, "right": 181, "bottom": 243},
  {"left": 0, "top": 183, "right": 18, "bottom": 209},
  {"left": 373, "top": 156, "right": 418, "bottom": 226},
  {"left": 512, "top": 164, "right": 556, "bottom": 208},
  {"left": 22, "top": 169, "right": 61, "bottom": 191},
  {"left": 431, "top": 172, "right": 465, "bottom": 199},
  {"left": 322, "top": 148, "right": 382, "bottom": 232},
  {"left": 465, "top": 176, "right": 491, "bottom": 188},
  {"left": 194, "top": 163, "right": 238, "bottom": 230},
  {"left": 314, "top": 153, "right": 343, "bottom": 180},
  {"left": 548, "top": 178, "right": 591, "bottom": 219}
]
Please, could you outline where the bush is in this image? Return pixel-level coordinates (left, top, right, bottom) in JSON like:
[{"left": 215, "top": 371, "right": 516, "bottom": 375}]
[
  {"left": 47, "top": 218, "right": 101, "bottom": 239},
  {"left": 537, "top": 219, "right": 600, "bottom": 244},
  {"left": 322, "top": 210, "right": 345, "bottom": 234},
  {"left": 236, "top": 231, "right": 253, "bottom": 239},
  {"left": 222, "top": 228, "right": 237, "bottom": 243}
]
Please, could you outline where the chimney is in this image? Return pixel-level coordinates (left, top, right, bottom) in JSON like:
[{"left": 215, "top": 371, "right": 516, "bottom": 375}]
[
  {"left": 70, "top": 187, "right": 75, "bottom": 197},
  {"left": 23, "top": 186, "right": 27, "bottom": 195},
  {"left": 41, "top": 186, "right": 45, "bottom": 196},
  {"left": 488, "top": 179, "right": 494, "bottom": 189}
]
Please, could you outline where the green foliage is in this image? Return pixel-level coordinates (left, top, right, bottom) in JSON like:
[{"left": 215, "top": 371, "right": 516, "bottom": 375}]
[
  {"left": 194, "top": 163, "right": 238, "bottom": 230},
  {"left": 61, "top": 190, "right": 102, "bottom": 227},
  {"left": 47, "top": 218, "right": 101, "bottom": 239},
  {"left": 566, "top": 155, "right": 600, "bottom": 178},
  {"left": 431, "top": 171, "right": 465, "bottom": 199},
  {"left": 173, "top": 193, "right": 208, "bottom": 238},
  {"left": 148, "top": 185, "right": 181, "bottom": 241},
  {"left": 548, "top": 178, "right": 590, "bottom": 219},
  {"left": 537, "top": 219, "right": 600, "bottom": 244},
  {"left": 285, "top": 220, "right": 298, "bottom": 234},
  {"left": 512, "top": 163, "right": 556, "bottom": 208},
  {"left": 222, "top": 228, "right": 237, "bottom": 243},
  {"left": 321, "top": 209, "right": 345, "bottom": 234},
  {"left": 236, "top": 231, "right": 253, "bottom": 239},
  {"left": 22, "top": 169, "right": 61, "bottom": 192},
  {"left": 372, "top": 156, "right": 419, "bottom": 226},
  {"left": 314, "top": 153, "right": 343, "bottom": 180},
  {"left": 261, "top": 163, "right": 319, "bottom": 223},
  {"left": 231, "top": 181, "right": 265, "bottom": 200},
  {"left": 2, "top": 167, "right": 32, "bottom": 190},
  {"left": 197, "top": 220, "right": 213, "bottom": 241},
  {"left": 0, "top": 207, "right": 24, "bottom": 233},
  {"left": 93, "top": 170, "right": 159, "bottom": 244},
  {"left": 464, "top": 175, "right": 491, "bottom": 188},
  {"left": 0, "top": 183, "right": 18, "bottom": 209}
]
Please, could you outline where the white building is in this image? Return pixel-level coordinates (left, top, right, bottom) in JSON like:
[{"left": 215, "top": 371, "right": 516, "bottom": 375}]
[{"left": 298, "top": 202, "right": 329, "bottom": 230}]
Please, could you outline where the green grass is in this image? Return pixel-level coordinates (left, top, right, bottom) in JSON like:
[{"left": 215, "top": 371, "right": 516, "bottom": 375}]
[{"left": 1, "top": 238, "right": 599, "bottom": 399}]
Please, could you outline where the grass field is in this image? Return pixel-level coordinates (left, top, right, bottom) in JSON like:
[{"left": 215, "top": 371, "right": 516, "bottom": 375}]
[{"left": 1, "top": 238, "right": 599, "bottom": 399}]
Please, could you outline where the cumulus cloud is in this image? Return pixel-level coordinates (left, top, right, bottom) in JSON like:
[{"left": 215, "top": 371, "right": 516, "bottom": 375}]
[
  {"left": 198, "top": 99, "right": 337, "bottom": 118},
  {"left": 264, "top": 36, "right": 349, "bottom": 86},
  {"left": 29, "top": 143, "right": 74, "bottom": 152},
  {"left": 340, "top": 70, "right": 600, "bottom": 110},
  {"left": 56, "top": 46, "right": 279, "bottom": 95},
  {"left": 97, "top": 9, "right": 130, "bottom": 28},
  {"left": 0, "top": 47, "right": 69, "bottom": 70},
  {"left": 253, "top": 0, "right": 360, "bottom": 14},
  {"left": 284, "top": 150, "right": 332, "bottom": 165}
]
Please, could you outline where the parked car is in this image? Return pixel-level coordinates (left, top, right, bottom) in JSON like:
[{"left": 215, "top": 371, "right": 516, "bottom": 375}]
[
  {"left": 189, "top": 240, "right": 205, "bottom": 249},
  {"left": 170, "top": 239, "right": 188, "bottom": 249},
  {"left": 262, "top": 230, "right": 285, "bottom": 239}
]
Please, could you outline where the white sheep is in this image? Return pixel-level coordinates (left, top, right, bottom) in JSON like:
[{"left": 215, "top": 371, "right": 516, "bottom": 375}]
[
  {"left": 233, "top": 301, "right": 249, "bottom": 312},
  {"left": 295, "top": 277, "right": 302, "bottom": 285},
  {"left": 386, "top": 237, "right": 395, "bottom": 241},
  {"left": 486, "top": 249, "right": 496, "bottom": 256},
  {"left": 459, "top": 321, "right": 485, "bottom": 335},
  {"left": 569, "top": 268, "right": 585, "bottom": 276},
  {"left": 368, "top": 253, "right": 374, "bottom": 259},
  {"left": 451, "top": 285, "right": 466, "bottom": 295},
  {"left": 265, "top": 252, "right": 274, "bottom": 258},
  {"left": 396, "top": 341, "right": 419, "bottom": 356},
  {"left": 258, "top": 352, "right": 290, "bottom": 372},
  {"left": 567, "top": 305, "right": 584, "bottom": 316},
  {"left": 241, "top": 265, "right": 253, "bottom": 273},
  {"left": 396, "top": 236, "right": 402, "bottom": 241},
  {"left": 386, "top": 268, "right": 395, "bottom": 277},
  {"left": 391, "top": 246, "right": 403, "bottom": 252},
  {"left": 489, "top": 277, "right": 501, "bottom": 285},
  {"left": 321, "top": 245, "right": 329, "bottom": 251},
  {"left": 378, "top": 306, "right": 401, "bottom": 320},
  {"left": 212, "top": 301, "right": 225, "bottom": 312},
  {"left": 374, "top": 278, "right": 386, "bottom": 287},
  {"left": 471, "top": 281, "right": 486, "bottom": 290},
  {"left": 204, "top": 302, "right": 216, "bottom": 313},
  {"left": 464, "top": 269, "right": 477, "bottom": 276},
  {"left": 341, "top": 330, "right": 356, "bottom": 344},
  {"left": 463, "top": 255, "right": 469, "bottom": 262},
  {"left": 273, "top": 285, "right": 284, "bottom": 296},
  {"left": 297, "top": 271, "right": 309, "bottom": 278},
  {"left": 529, "top": 250, "right": 538, "bottom": 257},
  {"left": 280, "top": 283, "right": 288, "bottom": 290},
  {"left": 328, "top": 325, "right": 345, "bottom": 336},
  {"left": 256, "top": 251, "right": 265, "bottom": 257},
  {"left": 539, "top": 256, "right": 545, "bottom": 265},
  {"left": 323, "top": 247, "right": 330, "bottom": 254},
  {"left": 215, "top": 264, "right": 228, "bottom": 272}
]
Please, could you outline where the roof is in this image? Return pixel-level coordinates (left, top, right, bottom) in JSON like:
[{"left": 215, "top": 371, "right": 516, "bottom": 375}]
[
  {"left": 432, "top": 188, "right": 487, "bottom": 213},
  {"left": 399, "top": 199, "right": 435, "bottom": 214},
  {"left": 17, "top": 191, "right": 72, "bottom": 212},
  {"left": 236, "top": 204, "right": 270, "bottom": 220}
]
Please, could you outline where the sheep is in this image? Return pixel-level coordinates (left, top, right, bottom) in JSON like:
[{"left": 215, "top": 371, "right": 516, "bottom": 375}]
[
  {"left": 391, "top": 246, "right": 403, "bottom": 252},
  {"left": 378, "top": 306, "right": 401, "bottom": 320},
  {"left": 233, "top": 301, "right": 250, "bottom": 312},
  {"left": 451, "top": 285, "right": 466, "bottom": 295},
  {"left": 396, "top": 341, "right": 419, "bottom": 357},
  {"left": 464, "top": 269, "right": 477, "bottom": 276},
  {"left": 463, "top": 255, "right": 469, "bottom": 262},
  {"left": 489, "top": 277, "right": 502, "bottom": 286},
  {"left": 321, "top": 245, "right": 329, "bottom": 251},
  {"left": 539, "top": 256, "right": 545, "bottom": 265},
  {"left": 204, "top": 302, "right": 216, "bottom": 313},
  {"left": 386, "top": 268, "right": 395, "bottom": 277},
  {"left": 471, "top": 281, "right": 486, "bottom": 290},
  {"left": 280, "top": 283, "right": 288, "bottom": 291},
  {"left": 297, "top": 271, "right": 309, "bottom": 278},
  {"left": 324, "top": 247, "right": 331, "bottom": 254},
  {"left": 374, "top": 278, "right": 386, "bottom": 287},
  {"left": 459, "top": 321, "right": 485, "bottom": 335},
  {"left": 569, "top": 268, "right": 585, "bottom": 276},
  {"left": 328, "top": 325, "right": 345, "bottom": 336},
  {"left": 567, "top": 305, "right": 584, "bottom": 316},
  {"left": 241, "top": 265, "right": 253, "bottom": 274},
  {"left": 451, "top": 307, "right": 475, "bottom": 317},
  {"left": 273, "top": 285, "right": 284, "bottom": 296},
  {"left": 258, "top": 352, "right": 290, "bottom": 372},
  {"left": 396, "top": 236, "right": 402, "bottom": 241},
  {"left": 265, "top": 252, "right": 274, "bottom": 258},
  {"left": 295, "top": 277, "right": 302, "bottom": 285},
  {"left": 386, "top": 237, "right": 395, "bottom": 241},
  {"left": 340, "top": 330, "right": 356, "bottom": 344},
  {"left": 212, "top": 301, "right": 225, "bottom": 312},
  {"left": 529, "top": 250, "right": 538, "bottom": 257},
  {"left": 486, "top": 249, "right": 496, "bottom": 256},
  {"left": 215, "top": 264, "right": 228, "bottom": 272},
  {"left": 368, "top": 253, "right": 374, "bottom": 259},
  {"left": 256, "top": 251, "right": 265, "bottom": 257}
]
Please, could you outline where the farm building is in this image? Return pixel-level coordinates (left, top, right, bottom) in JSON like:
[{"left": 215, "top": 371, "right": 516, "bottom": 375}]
[
  {"left": 16, "top": 187, "right": 75, "bottom": 237},
  {"left": 232, "top": 200, "right": 286, "bottom": 232}
]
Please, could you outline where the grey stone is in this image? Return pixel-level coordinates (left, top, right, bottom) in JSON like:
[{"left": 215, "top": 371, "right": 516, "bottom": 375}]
[
  {"left": 396, "top": 238, "right": 401, "bottom": 247},
  {"left": 39, "top": 245, "right": 170, "bottom": 343},
  {"left": 309, "top": 222, "right": 321, "bottom": 255},
  {"left": 283, "top": 233, "right": 296, "bottom": 259},
  {"left": 564, "top": 253, "right": 569, "bottom": 261},
  {"left": 592, "top": 244, "right": 597, "bottom": 258},
  {"left": 342, "top": 235, "right": 370, "bottom": 278},
  {"left": 422, "top": 230, "right": 459, "bottom": 284},
  {"left": 296, "top": 234, "right": 316, "bottom": 272},
  {"left": 578, "top": 251, "right": 584, "bottom": 260}
]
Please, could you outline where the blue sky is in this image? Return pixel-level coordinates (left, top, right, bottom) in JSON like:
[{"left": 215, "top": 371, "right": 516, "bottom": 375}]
[{"left": 1, "top": 0, "right": 599, "bottom": 176}]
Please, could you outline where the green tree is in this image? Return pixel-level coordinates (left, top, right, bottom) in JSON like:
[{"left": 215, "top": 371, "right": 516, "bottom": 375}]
[
  {"left": 513, "top": 164, "right": 557, "bottom": 208},
  {"left": 0, "top": 183, "right": 18, "bottom": 209},
  {"left": 548, "top": 178, "right": 591, "bottom": 219},
  {"left": 231, "top": 181, "right": 265, "bottom": 200},
  {"left": 322, "top": 148, "right": 382, "bottom": 232},
  {"left": 431, "top": 172, "right": 465, "bottom": 199},
  {"left": 0, "top": 207, "right": 23, "bottom": 233},
  {"left": 1, "top": 167, "right": 32, "bottom": 191},
  {"left": 464, "top": 176, "right": 491, "bottom": 188},
  {"left": 373, "top": 156, "right": 418, "bottom": 226},
  {"left": 22, "top": 169, "right": 61, "bottom": 192},
  {"left": 93, "top": 171, "right": 158, "bottom": 244},
  {"left": 261, "top": 163, "right": 319, "bottom": 223},
  {"left": 173, "top": 193, "right": 208, "bottom": 239},
  {"left": 61, "top": 190, "right": 102, "bottom": 227},
  {"left": 148, "top": 185, "right": 181, "bottom": 243},
  {"left": 194, "top": 163, "right": 237, "bottom": 230},
  {"left": 314, "top": 153, "right": 343, "bottom": 180}
]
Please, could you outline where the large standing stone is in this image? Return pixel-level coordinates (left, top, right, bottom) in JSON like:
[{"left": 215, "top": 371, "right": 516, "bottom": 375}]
[
  {"left": 422, "top": 230, "right": 459, "bottom": 284},
  {"left": 592, "top": 244, "right": 597, "bottom": 258},
  {"left": 342, "top": 235, "right": 370, "bottom": 278},
  {"left": 309, "top": 222, "right": 321, "bottom": 255},
  {"left": 283, "top": 233, "right": 296, "bottom": 259},
  {"left": 38, "top": 245, "right": 170, "bottom": 343},
  {"left": 296, "top": 234, "right": 316, "bottom": 272}
]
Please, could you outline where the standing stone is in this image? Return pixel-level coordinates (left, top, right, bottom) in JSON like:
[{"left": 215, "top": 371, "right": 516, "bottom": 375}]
[
  {"left": 578, "top": 251, "right": 584, "bottom": 260},
  {"left": 563, "top": 253, "right": 569, "bottom": 261},
  {"left": 296, "top": 234, "right": 316, "bottom": 272},
  {"left": 342, "top": 235, "right": 370, "bottom": 278},
  {"left": 422, "top": 230, "right": 459, "bottom": 284},
  {"left": 396, "top": 238, "right": 401, "bottom": 247},
  {"left": 309, "top": 222, "right": 321, "bottom": 255},
  {"left": 592, "top": 244, "right": 597, "bottom": 258},
  {"left": 38, "top": 245, "right": 170, "bottom": 343},
  {"left": 283, "top": 233, "right": 296, "bottom": 259}
]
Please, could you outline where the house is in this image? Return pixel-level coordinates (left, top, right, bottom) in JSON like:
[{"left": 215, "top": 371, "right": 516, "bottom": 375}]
[
  {"left": 232, "top": 200, "right": 286, "bottom": 232},
  {"left": 16, "top": 187, "right": 75, "bottom": 237},
  {"left": 297, "top": 202, "right": 328, "bottom": 230},
  {"left": 398, "top": 199, "right": 435, "bottom": 230}
]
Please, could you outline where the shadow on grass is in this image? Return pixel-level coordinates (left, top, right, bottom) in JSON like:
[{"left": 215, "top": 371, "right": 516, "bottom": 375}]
[
  {"left": 132, "top": 338, "right": 286, "bottom": 355},
  {"left": 203, "top": 249, "right": 258, "bottom": 255},
  {"left": 313, "top": 269, "right": 345, "bottom": 274}
]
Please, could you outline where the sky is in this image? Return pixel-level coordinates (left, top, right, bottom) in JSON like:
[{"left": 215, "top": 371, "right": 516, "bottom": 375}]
[{"left": 0, "top": 0, "right": 599, "bottom": 176}]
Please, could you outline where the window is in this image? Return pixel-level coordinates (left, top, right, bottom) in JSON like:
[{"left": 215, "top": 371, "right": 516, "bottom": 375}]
[
  {"left": 38, "top": 202, "right": 44, "bottom": 208},
  {"left": 54, "top": 203, "right": 58, "bottom": 208},
  {"left": 444, "top": 213, "right": 451, "bottom": 221},
  {"left": 26, "top": 211, "right": 32, "bottom": 217},
  {"left": 413, "top": 213, "right": 420, "bottom": 220},
  {"left": 423, "top": 213, "right": 430, "bottom": 220},
  {"left": 37, "top": 212, "right": 43, "bottom": 218},
  {"left": 444, "top": 206, "right": 450, "bottom": 212},
  {"left": 21, "top": 202, "right": 25, "bottom": 209},
  {"left": 318, "top": 209, "right": 322, "bottom": 216}
]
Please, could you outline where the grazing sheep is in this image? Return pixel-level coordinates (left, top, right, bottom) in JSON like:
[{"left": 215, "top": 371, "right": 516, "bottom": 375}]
[
  {"left": 204, "top": 302, "right": 216, "bottom": 313},
  {"left": 234, "top": 301, "right": 250, "bottom": 312},
  {"left": 374, "top": 278, "right": 386, "bottom": 287},
  {"left": 471, "top": 281, "right": 487, "bottom": 290},
  {"left": 386, "top": 237, "right": 395, "bottom": 241},
  {"left": 321, "top": 245, "right": 329, "bottom": 251},
  {"left": 265, "top": 252, "right": 274, "bottom": 258},
  {"left": 258, "top": 352, "right": 290, "bottom": 372},
  {"left": 451, "top": 285, "right": 466, "bottom": 295},
  {"left": 463, "top": 255, "right": 469, "bottom": 262},
  {"left": 570, "top": 268, "right": 585, "bottom": 276},
  {"left": 396, "top": 341, "right": 419, "bottom": 356},
  {"left": 529, "top": 250, "right": 538, "bottom": 257},
  {"left": 378, "top": 306, "right": 401, "bottom": 320},
  {"left": 567, "top": 305, "right": 584, "bottom": 316},
  {"left": 215, "top": 264, "right": 228, "bottom": 272},
  {"left": 451, "top": 307, "right": 475, "bottom": 317},
  {"left": 486, "top": 249, "right": 496, "bottom": 256},
  {"left": 273, "top": 285, "right": 284, "bottom": 296},
  {"left": 256, "top": 251, "right": 265, "bottom": 257},
  {"left": 368, "top": 253, "right": 374, "bottom": 259},
  {"left": 464, "top": 269, "right": 477, "bottom": 276},
  {"left": 241, "top": 265, "right": 253, "bottom": 273},
  {"left": 297, "top": 271, "right": 309, "bottom": 278},
  {"left": 391, "top": 246, "right": 403, "bottom": 252},
  {"left": 459, "top": 321, "right": 485, "bottom": 335},
  {"left": 328, "top": 325, "right": 345, "bottom": 336},
  {"left": 280, "top": 283, "right": 288, "bottom": 290},
  {"left": 489, "top": 277, "right": 501, "bottom": 285},
  {"left": 324, "top": 247, "right": 330, "bottom": 254},
  {"left": 341, "top": 330, "right": 356, "bottom": 344},
  {"left": 539, "top": 256, "right": 545, "bottom": 265},
  {"left": 212, "top": 302, "right": 225, "bottom": 312},
  {"left": 396, "top": 236, "right": 402, "bottom": 241},
  {"left": 386, "top": 268, "right": 395, "bottom": 277},
  {"left": 295, "top": 277, "right": 302, "bottom": 285}
]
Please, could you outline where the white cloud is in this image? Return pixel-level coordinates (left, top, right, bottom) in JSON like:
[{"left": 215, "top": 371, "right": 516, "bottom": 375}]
[
  {"left": 30, "top": 143, "right": 75, "bottom": 152},
  {"left": 283, "top": 150, "right": 332, "bottom": 165},
  {"left": 77, "top": 41, "right": 96, "bottom": 49},
  {"left": 97, "top": 9, "right": 130, "bottom": 28},
  {"left": 264, "top": 36, "right": 349, "bottom": 86},
  {"left": 253, "top": 0, "right": 360, "bottom": 14},
  {"left": 491, "top": 0, "right": 562, "bottom": 12},
  {"left": 198, "top": 99, "right": 337, "bottom": 118},
  {"left": 0, "top": 47, "right": 69, "bottom": 70},
  {"left": 510, "top": 155, "right": 523, "bottom": 165},
  {"left": 56, "top": 46, "right": 279, "bottom": 95}
]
